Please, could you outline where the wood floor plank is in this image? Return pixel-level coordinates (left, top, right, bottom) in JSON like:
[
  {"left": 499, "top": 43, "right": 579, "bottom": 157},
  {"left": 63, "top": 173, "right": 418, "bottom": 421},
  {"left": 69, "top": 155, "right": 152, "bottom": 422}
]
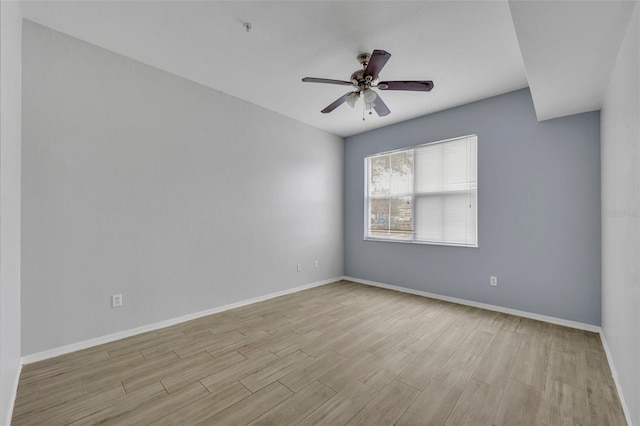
[
  {"left": 426, "top": 325, "right": 470, "bottom": 357},
  {"left": 445, "top": 379, "right": 503, "bottom": 426},
  {"left": 471, "top": 329, "right": 523, "bottom": 389},
  {"left": 336, "top": 330, "right": 386, "bottom": 358},
  {"left": 402, "top": 328, "right": 444, "bottom": 355},
  {"left": 151, "top": 381, "right": 251, "bottom": 425},
  {"left": 12, "top": 382, "right": 39, "bottom": 410},
  {"left": 586, "top": 382, "right": 627, "bottom": 426},
  {"left": 345, "top": 379, "right": 419, "bottom": 426},
  {"left": 161, "top": 349, "right": 246, "bottom": 393},
  {"left": 279, "top": 350, "right": 347, "bottom": 392},
  {"left": 474, "top": 311, "right": 505, "bottom": 333},
  {"left": 101, "top": 350, "right": 178, "bottom": 393},
  {"left": 236, "top": 325, "right": 271, "bottom": 340},
  {"left": 12, "top": 382, "right": 126, "bottom": 425},
  {"left": 297, "top": 380, "right": 378, "bottom": 426},
  {"left": 518, "top": 321, "right": 552, "bottom": 354},
  {"left": 452, "top": 306, "right": 484, "bottom": 329},
  {"left": 396, "top": 349, "right": 452, "bottom": 391},
  {"left": 208, "top": 314, "right": 266, "bottom": 335},
  {"left": 240, "top": 350, "right": 314, "bottom": 393},
  {"left": 140, "top": 330, "right": 216, "bottom": 359},
  {"left": 35, "top": 351, "right": 143, "bottom": 395},
  {"left": 582, "top": 347, "right": 617, "bottom": 388},
  {"left": 550, "top": 325, "right": 589, "bottom": 355},
  {"left": 396, "top": 380, "right": 463, "bottom": 426},
  {"left": 206, "top": 334, "right": 263, "bottom": 358},
  {"left": 301, "top": 329, "right": 355, "bottom": 357},
  {"left": 101, "top": 382, "right": 209, "bottom": 425},
  {"left": 19, "top": 348, "right": 110, "bottom": 384},
  {"left": 199, "top": 350, "right": 280, "bottom": 392},
  {"left": 68, "top": 382, "right": 167, "bottom": 425},
  {"left": 510, "top": 344, "right": 549, "bottom": 390},
  {"left": 197, "top": 381, "right": 293, "bottom": 425},
  {"left": 493, "top": 379, "right": 543, "bottom": 426},
  {"left": 318, "top": 350, "right": 380, "bottom": 392},
  {"left": 107, "top": 330, "right": 185, "bottom": 359},
  {"left": 540, "top": 379, "right": 590, "bottom": 426},
  {"left": 237, "top": 329, "right": 301, "bottom": 358},
  {"left": 248, "top": 380, "right": 336, "bottom": 426},
  {"left": 175, "top": 330, "right": 245, "bottom": 359},
  {"left": 270, "top": 329, "right": 324, "bottom": 358},
  {"left": 497, "top": 313, "right": 523, "bottom": 332},
  {"left": 433, "top": 349, "right": 482, "bottom": 390},
  {"left": 12, "top": 380, "right": 84, "bottom": 420},
  {"left": 457, "top": 328, "right": 496, "bottom": 356},
  {"left": 123, "top": 351, "right": 213, "bottom": 392},
  {"left": 547, "top": 348, "right": 582, "bottom": 389},
  {"left": 82, "top": 377, "right": 127, "bottom": 396},
  {"left": 366, "top": 330, "right": 413, "bottom": 358},
  {"left": 357, "top": 349, "right": 416, "bottom": 391}
]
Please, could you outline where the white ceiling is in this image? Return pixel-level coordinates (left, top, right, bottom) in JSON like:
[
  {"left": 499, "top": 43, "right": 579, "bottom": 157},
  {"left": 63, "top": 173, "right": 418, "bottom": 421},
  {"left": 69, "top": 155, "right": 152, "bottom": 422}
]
[{"left": 19, "top": 1, "right": 637, "bottom": 137}]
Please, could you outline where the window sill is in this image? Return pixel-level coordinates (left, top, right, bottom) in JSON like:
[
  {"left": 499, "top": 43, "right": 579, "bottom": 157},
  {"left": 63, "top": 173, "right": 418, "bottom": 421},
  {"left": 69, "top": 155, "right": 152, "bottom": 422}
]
[{"left": 363, "top": 237, "right": 478, "bottom": 248}]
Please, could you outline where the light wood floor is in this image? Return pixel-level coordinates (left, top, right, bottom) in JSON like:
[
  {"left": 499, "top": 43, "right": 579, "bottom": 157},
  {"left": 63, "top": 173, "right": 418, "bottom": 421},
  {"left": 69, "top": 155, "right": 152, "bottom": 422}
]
[{"left": 13, "top": 281, "right": 626, "bottom": 425}]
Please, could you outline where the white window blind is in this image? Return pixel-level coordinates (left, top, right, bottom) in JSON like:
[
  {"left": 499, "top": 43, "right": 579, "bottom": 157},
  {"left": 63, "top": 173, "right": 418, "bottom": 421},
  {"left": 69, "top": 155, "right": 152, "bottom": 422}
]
[{"left": 365, "top": 135, "right": 477, "bottom": 247}]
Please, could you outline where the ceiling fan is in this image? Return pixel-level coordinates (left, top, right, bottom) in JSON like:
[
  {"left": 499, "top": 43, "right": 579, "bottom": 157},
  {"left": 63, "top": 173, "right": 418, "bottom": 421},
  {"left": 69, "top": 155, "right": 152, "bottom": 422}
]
[{"left": 302, "top": 49, "right": 434, "bottom": 118}]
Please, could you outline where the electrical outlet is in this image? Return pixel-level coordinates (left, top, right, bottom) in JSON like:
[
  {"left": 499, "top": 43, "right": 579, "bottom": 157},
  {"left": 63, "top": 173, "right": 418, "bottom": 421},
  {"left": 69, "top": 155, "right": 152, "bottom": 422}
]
[
  {"left": 314, "top": 260, "right": 319, "bottom": 269},
  {"left": 112, "top": 294, "right": 123, "bottom": 307},
  {"left": 490, "top": 276, "right": 497, "bottom": 287},
  {"left": 297, "top": 264, "right": 302, "bottom": 272}
]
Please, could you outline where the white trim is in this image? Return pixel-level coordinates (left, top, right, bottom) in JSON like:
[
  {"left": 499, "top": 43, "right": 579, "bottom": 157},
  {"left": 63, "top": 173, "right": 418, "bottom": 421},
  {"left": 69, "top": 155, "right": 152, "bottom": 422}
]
[
  {"left": 342, "top": 276, "right": 601, "bottom": 333},
  {"left": 22, "top": 277, "right": 339, "bottom": 364},
  {"left": 5, "top": 361, "right": 22, "bottom": 426},
  {"left": 364, "top": 135, "right": 479, "bottom": 249},
  {"left": 599, "top": 332, "right": 633, "bottom": 426}
]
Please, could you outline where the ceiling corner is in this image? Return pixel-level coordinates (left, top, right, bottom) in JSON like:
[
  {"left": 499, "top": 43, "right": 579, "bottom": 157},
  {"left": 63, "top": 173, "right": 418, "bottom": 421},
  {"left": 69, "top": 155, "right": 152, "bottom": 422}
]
[{"left": 509, "top": 0, "right": 637, "bottom": 121}]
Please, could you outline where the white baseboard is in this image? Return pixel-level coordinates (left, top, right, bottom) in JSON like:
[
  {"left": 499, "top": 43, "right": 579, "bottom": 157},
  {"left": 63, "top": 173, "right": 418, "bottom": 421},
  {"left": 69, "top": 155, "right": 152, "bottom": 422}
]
[
  {"left": 599, "top": 332, "right": 633, "bottom": 426},
  {"left": 5, "top": 361, "right": 22, "bottom": 426},
  {"left": 342, "top": 276, "right": 601, "bottom": 333},
  {"left": 22, "top": 277, "right": 340, "bottom": 365}
]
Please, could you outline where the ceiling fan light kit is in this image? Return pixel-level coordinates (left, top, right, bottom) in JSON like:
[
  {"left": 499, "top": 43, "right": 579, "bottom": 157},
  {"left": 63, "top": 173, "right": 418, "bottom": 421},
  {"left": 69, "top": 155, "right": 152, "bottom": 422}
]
[
  {"left": 302, "top": 49, "right": 434, "bottom": 119},
  {"left": 345, "top": 92, "right": 360, "bottom": 107}
]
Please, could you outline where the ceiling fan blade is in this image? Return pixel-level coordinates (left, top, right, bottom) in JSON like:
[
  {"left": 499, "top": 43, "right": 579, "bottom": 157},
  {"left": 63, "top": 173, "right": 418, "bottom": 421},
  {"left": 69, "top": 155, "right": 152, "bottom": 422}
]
[
  {"left": 364, "top": 50, "right": 391, "bottom": 80},
  {"left": 321, "top": 91, "right": 356, "bottom": 113},
  {"left": 302, "top": 77, "right": 353, "bottom": 86},
  {"left": 373, "top": 94, "right": 390, "bottom": 117},
  {"left": 378, "top": 80, "right": 434, "bottom": 91}
]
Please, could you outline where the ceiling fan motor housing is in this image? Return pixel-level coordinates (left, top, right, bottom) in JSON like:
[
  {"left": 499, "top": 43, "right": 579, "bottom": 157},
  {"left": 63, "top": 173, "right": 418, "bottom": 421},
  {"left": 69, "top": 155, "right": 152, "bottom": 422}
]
[
  {"left": 350, "top": 70, "right": 364, "bottom": 86},
  {"left": 351, "top": 72, "right": 377, "bottom": 91}
]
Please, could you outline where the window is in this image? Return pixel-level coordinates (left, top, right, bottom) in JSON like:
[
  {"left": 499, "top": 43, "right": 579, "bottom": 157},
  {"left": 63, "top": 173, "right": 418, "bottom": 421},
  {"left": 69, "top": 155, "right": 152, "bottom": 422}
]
[{"left": 365, "top": 135, "right": 477, "bottom": 247}]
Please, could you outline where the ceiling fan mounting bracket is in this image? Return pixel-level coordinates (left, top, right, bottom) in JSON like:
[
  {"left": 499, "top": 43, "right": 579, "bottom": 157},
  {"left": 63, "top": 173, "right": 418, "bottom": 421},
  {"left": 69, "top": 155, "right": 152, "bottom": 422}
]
[{"left": 357, "top": 53, "right": 371, "bottom": 67}]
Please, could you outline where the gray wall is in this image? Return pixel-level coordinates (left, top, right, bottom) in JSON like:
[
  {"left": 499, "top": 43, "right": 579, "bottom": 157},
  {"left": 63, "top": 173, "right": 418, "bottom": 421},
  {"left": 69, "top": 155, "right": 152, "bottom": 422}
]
[
  {"left": 345, "top": 88, "right": 601, "bottom": 326},
  {"left": 601, "top": 3, "right": 639, "bottom": 424},
  {"left": 21, "top": 21, "right": 344, "bottom": 355},
  {"left": 0, "top": 2, "right": 23, "bottom": 423}
]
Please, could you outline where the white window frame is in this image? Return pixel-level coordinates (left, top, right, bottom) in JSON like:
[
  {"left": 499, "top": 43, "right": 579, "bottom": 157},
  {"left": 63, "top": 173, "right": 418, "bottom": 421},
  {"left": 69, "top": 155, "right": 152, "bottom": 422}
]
[{"left": 364, "top": 134, "right": 478, "bottom": 248}]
